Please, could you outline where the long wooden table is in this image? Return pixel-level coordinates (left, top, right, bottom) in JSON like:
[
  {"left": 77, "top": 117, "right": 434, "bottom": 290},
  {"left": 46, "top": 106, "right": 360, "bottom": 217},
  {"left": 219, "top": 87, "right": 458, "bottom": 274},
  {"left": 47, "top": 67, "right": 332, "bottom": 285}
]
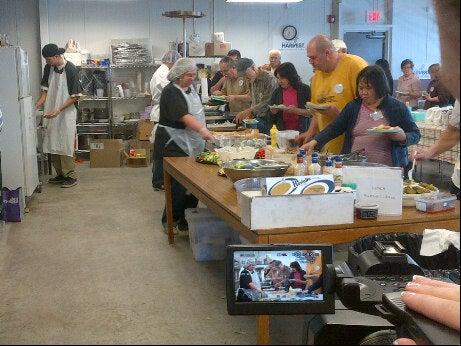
[{"left": 163, "top": 157, "right": 460, "bottom": 344}]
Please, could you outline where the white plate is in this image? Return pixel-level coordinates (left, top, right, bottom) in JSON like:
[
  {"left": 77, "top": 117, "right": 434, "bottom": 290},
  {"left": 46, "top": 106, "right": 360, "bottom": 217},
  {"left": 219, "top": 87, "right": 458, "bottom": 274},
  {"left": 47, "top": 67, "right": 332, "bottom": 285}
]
[
  {"left": 305, "top": 102, "right": 329, "bottom": 111},
  {"left": 269, "top": 104, "right": 287, "bottom": 110}
]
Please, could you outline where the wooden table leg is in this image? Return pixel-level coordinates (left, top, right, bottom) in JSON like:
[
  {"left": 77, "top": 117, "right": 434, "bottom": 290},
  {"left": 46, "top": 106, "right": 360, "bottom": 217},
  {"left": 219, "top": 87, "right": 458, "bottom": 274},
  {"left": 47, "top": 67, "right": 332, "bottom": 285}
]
[
  {"left": 257, "top": 315, "right": 270, "bottom": 345},
  {"left": 163, "top": 167, "right": 174, "bottom": 245}
]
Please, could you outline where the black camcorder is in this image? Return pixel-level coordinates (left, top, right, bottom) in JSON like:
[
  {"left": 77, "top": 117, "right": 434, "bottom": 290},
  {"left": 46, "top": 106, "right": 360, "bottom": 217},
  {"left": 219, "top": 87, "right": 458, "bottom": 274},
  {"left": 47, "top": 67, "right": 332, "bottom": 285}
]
[{"left": 226, "top": 243, "right": 460, "bottom": 345}]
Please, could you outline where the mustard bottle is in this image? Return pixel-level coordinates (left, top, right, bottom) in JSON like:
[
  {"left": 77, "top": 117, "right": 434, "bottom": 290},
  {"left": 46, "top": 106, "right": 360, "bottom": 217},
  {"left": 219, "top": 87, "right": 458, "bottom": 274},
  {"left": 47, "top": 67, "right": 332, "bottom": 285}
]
[{"left": 270, "top": 125, "right": 278, "bottom": 148}]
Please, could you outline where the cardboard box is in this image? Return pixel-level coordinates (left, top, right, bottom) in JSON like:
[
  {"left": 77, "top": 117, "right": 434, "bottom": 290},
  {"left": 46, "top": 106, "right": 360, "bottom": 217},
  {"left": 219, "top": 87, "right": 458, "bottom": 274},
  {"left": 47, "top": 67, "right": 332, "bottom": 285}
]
[
  {"left": 127, "top": 139, "right": 153, "bottom": 163},
  {"left": 127, "top": 149, "right": 148, "bottom": 167},
  {"left": 137, "top": 120, "right": 154, "bottom": 141},
  {"left": 205, "top": 42, "right": 231, "bottom": 57},
  {"left": 239, "top": 192, "right": 354, "bottom": 230},
  {"left": 90, "top": 139, "right": 124, "bottom": 168}
]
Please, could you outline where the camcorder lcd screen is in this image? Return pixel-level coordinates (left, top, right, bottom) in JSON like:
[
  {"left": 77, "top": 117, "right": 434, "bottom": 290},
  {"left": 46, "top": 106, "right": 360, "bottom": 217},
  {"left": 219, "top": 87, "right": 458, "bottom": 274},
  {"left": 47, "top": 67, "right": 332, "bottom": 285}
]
[{"left": 227, "top": 245, "right": 334, "bottom": 315}]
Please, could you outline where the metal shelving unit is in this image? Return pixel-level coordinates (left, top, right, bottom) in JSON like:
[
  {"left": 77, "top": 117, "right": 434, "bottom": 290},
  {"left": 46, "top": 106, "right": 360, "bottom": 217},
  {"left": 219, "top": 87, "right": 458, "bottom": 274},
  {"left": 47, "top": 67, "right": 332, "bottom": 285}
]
[{"left": 76, "top": 63, "right": 159, "bottom": 154}]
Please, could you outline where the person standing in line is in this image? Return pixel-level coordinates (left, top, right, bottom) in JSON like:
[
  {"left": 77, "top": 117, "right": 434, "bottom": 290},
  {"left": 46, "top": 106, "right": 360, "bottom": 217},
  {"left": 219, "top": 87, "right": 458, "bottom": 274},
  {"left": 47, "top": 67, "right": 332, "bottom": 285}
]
[
  {"left": 212, "top": 57, "right": 251, "bottom": 114},
  {"left": 35, "top": 43, "right": 82, "bottom": 188},
  {"left": 261, "top": 49, "right": 282, "bottom": 74},
  {"left": 396, "top": 59, "right": 421, "bottom": 109},
  {"left": 331, "top": 39, "right": 347, "bottom": 53},
  {"left": 209, "top": 49, "right": 241, "bottom": 93},
  {"left": 423, "top": 63, "right": 454, "bottom": 109},
  {"left": 269, "top": 62, "right": 311, "bottom": 132},
  {"left": 235, "top": 58, "right": 277, "bottom": 134},
  {"left": 375, "top": 58, "right": 394, "bottom": 95},
  {"left": 150, "top": 50, "right": 181, "bottom": 191},
  {"left": 296, "top": 35, "right": 368, "bottom": 154}
]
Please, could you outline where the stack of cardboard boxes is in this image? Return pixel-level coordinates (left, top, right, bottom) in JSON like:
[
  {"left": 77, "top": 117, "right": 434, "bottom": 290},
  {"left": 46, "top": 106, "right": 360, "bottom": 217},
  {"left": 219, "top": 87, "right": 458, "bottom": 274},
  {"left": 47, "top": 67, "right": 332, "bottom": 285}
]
[{"left": 89, "top": 119, "right": 154, "bottom": 168}]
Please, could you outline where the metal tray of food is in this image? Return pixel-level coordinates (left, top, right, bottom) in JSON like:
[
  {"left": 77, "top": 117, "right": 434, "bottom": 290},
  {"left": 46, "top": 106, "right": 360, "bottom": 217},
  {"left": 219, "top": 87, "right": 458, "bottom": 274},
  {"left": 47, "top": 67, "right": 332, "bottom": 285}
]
[{"left": 221, "top": 159, "right": 290, "bottom": 182}]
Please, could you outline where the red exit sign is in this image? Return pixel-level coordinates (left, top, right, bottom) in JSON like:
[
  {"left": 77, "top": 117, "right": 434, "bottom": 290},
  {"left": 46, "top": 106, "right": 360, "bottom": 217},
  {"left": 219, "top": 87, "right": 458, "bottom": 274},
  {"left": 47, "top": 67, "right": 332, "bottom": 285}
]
[{"left": 366, "top": 10, "right": 382, "bottom": 23}]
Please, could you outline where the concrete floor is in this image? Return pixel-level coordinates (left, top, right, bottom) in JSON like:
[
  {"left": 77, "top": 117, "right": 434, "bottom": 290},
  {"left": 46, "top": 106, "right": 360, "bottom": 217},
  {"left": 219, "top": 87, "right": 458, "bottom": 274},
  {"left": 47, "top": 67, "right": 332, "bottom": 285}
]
[
  {"left": 0, "top": 159, "right": 454, "bottom": 344},
  {"left": 0, "top": 163, "right": 309, "bottom": 345}
]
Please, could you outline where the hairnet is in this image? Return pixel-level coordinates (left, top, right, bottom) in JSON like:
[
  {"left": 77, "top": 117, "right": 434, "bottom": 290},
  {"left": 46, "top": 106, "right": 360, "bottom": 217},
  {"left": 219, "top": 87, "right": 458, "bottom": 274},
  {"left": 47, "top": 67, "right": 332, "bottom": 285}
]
[
  {"left": 162, "top": 50, "right": 181, "bottom": 64},
  {"left": 167, "top": 58, "right": 197, "bottom": 81}
]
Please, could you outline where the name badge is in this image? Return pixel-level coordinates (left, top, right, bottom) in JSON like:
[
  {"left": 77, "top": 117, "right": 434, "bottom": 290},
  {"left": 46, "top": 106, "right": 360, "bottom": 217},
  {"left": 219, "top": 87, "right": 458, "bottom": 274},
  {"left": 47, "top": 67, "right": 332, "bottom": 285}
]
[
  {"left": 334, "top": 84, "right": 344, "bottom": 94},
  {"left": 372, "top": 111, "right": 384, "bottom": 121}
]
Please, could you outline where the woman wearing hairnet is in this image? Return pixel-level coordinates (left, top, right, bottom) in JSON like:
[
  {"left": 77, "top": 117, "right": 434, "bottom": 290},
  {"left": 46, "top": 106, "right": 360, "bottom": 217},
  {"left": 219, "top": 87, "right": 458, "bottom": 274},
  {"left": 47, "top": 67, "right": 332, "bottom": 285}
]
[
  {"left": 150, "top": 50, "right": 182, "bottom": 190},
  {"left": 154, "top": 58, "right": 214, "bottom": 233}
]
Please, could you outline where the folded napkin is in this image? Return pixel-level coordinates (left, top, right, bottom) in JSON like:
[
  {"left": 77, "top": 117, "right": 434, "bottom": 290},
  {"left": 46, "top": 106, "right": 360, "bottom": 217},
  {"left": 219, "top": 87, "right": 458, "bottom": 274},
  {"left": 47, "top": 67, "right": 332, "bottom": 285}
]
[{"left": 420, "top": 229, "right": 460, "bottom": 256}]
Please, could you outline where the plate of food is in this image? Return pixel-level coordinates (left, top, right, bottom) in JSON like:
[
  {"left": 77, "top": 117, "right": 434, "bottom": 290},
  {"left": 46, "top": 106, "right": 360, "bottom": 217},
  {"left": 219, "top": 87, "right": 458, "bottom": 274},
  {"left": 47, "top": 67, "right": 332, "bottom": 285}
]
[
  {"left": 210, "top": 95, "right": 228, "bottom": 104},
  {"left": 366, "top": 124, "right": 401, "bottom": 133},
  {"left": 403, "top": 180, "right": 439, "bottom": 207},
  {"left": 305, "top": 102, "right": 330, "bottom": 111},
  {"left": 269, "top": 104, "right": 288, "bottom": 111}
]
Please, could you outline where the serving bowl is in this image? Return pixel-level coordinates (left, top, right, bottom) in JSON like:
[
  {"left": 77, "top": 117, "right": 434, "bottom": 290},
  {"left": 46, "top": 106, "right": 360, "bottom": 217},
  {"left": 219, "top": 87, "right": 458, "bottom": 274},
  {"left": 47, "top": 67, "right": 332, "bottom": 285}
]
[{"left": 221, "top": 159, "right": 290, "bottom": 183}]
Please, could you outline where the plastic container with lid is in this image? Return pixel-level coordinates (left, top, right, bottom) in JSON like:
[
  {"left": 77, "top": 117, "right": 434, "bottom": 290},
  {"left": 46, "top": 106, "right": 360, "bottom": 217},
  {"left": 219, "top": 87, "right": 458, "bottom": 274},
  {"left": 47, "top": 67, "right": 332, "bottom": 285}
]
[
  {"left": 355, "top": 203, "right": 379, "bottom": 220},
  {"left": 414, "top": 193, "right": 457, "bottom": 213}
]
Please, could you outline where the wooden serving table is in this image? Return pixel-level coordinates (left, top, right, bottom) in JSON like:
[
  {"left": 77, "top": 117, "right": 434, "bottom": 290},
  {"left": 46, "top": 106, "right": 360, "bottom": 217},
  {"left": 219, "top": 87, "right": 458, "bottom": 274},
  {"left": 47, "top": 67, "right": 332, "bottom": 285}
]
[{"left": 163, "top": 157, "right": 460, "bottom": 345}]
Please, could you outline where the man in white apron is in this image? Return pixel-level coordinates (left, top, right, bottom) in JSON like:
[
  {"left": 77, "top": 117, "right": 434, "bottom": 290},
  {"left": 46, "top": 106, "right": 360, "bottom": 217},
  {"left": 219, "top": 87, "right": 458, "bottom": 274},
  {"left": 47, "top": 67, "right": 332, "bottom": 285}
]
[{"left": 35, "top": 44, "right": 82, "bottom": 188}]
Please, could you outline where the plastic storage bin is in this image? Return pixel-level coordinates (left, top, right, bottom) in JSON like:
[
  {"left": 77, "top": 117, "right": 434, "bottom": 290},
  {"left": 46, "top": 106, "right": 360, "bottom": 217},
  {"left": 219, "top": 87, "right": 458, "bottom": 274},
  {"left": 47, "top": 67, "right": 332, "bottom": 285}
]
[
  {"left": 415, "top": 193, "right": 457, "bottom": 213},
  {"left": 276, "top": 130, "right": 299, "bottom": 149},
  {"left": 185, "top": 208, "right": 240, "bottom": 261},
  {"left": 234, "top": 177, "right": 262, "bottom": 210}
]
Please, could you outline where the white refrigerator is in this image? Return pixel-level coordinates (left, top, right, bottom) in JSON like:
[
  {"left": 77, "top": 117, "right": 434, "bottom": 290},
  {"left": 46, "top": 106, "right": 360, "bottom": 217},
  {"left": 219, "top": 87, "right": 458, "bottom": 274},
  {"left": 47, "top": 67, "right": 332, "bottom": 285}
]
[{"left": 0, "top": 47, "right": 39, "bottom": 207}]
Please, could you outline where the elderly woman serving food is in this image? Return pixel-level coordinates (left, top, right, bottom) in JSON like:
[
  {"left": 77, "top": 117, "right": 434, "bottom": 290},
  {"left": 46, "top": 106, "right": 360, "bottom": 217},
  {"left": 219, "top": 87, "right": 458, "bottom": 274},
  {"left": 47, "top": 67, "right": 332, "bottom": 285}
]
[
  {"left": 153, "top": 58, "right": 214, "bottom": 232},
  {"left": 301, "top": 65, "right": 420, "bottom": 169}
]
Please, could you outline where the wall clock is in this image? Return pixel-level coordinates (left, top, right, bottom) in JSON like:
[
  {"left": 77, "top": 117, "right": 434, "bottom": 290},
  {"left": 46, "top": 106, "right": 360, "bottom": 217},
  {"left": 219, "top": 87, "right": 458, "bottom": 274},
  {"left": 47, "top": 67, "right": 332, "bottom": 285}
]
[{"left": 282, "top": 25, "right": 297, "bottom": 41}]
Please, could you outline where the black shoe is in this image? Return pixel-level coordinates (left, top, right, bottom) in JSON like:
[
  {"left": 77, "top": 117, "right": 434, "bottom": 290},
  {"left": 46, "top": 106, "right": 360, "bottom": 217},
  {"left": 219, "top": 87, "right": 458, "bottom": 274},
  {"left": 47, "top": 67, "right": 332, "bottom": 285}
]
[
  {"left": 61, "top": 177, "right": 78, "bottom": 188},
  {"left": 162, "top": 221, "right": 178, "bottom": 235},
  {"left": 177, "top": 218, "right": 189, "bottom": 232},
  {"left": 153, "top": 183, "right": 164, "bottom": 191},
  {"left": 48, "top": 175, "right": 65, "bottom": 184}
]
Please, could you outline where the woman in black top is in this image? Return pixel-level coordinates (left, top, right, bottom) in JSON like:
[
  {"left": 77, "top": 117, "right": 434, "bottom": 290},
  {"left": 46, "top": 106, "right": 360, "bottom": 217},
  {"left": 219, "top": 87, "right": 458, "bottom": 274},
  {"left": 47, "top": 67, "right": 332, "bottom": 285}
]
[
  {"left": 268, "top": 62, "right": 311, "bottom": 132},
  {"left": 154, "top": 58, "right": 213, "bottom": 232},
  {"left": 375, "top": 58, "right": 393, "bottom": 95}
]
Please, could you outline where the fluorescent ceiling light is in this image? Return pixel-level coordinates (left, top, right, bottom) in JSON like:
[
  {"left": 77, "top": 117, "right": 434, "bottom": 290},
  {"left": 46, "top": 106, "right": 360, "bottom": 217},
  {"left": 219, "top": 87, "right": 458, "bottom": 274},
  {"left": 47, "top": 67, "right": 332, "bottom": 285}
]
[{"left": 226, "top": 0, "right": 302, "bottom": 3}]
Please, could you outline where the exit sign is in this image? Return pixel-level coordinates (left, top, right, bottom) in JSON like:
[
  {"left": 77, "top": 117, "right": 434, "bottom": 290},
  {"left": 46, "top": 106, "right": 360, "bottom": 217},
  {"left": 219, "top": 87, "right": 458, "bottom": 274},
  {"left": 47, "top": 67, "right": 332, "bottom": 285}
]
[{"left": 366, "top": 10, "right": 382, "bottom": 23}]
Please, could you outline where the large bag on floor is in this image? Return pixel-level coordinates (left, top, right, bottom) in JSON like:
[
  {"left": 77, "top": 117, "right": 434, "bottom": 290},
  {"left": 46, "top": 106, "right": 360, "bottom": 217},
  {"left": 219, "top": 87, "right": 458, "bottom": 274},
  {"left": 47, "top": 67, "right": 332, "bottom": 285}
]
[{"left": 2, "top": 187, "right": 24, "bottom": 222}]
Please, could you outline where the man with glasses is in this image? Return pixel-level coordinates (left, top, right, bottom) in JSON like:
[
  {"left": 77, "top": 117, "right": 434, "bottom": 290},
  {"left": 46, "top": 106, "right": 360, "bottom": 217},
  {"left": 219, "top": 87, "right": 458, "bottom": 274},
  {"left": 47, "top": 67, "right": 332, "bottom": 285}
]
[
  {"left": 297, "top": 35, "right": 367, "bottom": 154},
  {"left": 212, "top": 57, "right": 251, "bottom": 114},
  {"left": 210, "top": 49, "right": 241, "bottom": 94}
]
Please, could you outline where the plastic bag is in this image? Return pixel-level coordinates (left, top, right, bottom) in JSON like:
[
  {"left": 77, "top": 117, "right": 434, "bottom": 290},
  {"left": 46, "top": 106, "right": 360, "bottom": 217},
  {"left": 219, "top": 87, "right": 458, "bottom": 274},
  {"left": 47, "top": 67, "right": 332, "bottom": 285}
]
[
  {"left": 2, "top": 187, "right": 24, "bottom": 222},
  {"left": 65, "top": 39, "right": 81, "bottom": 53}
]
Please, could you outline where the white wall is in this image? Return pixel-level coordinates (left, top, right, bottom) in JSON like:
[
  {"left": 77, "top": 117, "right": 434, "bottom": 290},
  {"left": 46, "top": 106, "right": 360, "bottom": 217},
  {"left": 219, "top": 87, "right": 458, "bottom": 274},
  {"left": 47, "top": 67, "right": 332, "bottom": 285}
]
[
  {"left": 391, "top": 0, "right": 439, "bottom": 79},
  {"left": 0, "top": 0, "right": 42, "bottom": 99},
  {"left": 338, "top": 0, "right": 440, "bottom": 80},
  {"left": 39, "top": 0, "right": 332, "bottom": 83},
  {"left": 3, "top": 0, "right": 440, "bottom": 92}
]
